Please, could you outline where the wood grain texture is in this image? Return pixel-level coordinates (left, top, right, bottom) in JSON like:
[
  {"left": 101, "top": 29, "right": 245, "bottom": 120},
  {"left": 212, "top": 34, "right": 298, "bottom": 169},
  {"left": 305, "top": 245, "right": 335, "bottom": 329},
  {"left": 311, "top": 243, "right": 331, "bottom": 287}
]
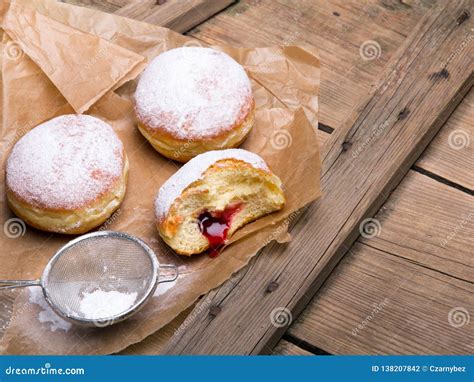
[
  {"left": 416, "top": 89, "right": 474, "bottom": 190},
  {"left": 290, "top": 93, "right": 473, "bottom": 353},
  {"left": 120, "top": 276, "right": 316, "bottom": 356},
  {"left": 189, "top": 0, "right": 436, "bottom": 130},
  {"left": 115, "top": 0, "right": 235, "bottom": 33},
  {"left": 360, "top": 170, "right": 473, "bottom": 282},
  {"left": 287, "top": 81, "right": 473, "bottom": 356},
  {"left": 288, "top": 240, "right": 473, "bottom": 354},
  {"left": 60, "top": 0, "right": 129, "bottom": 14},
  {"left": 63, "top": 0, "right": 235, "bottom": 33},
  {"left": 119, "top": 306, "right": 194, "bottom": 355},
  {"left": 318, "top": 130, "right": 330, "bottom": 145},
  {"left": 289, "top": 169, "right": 474, "bottom": 354},
  {"left": 272, "top": 339, "right": 312, "bottom": 355},
  {"left": 162, "top": 1, "right": 473, "bottom": 354}
]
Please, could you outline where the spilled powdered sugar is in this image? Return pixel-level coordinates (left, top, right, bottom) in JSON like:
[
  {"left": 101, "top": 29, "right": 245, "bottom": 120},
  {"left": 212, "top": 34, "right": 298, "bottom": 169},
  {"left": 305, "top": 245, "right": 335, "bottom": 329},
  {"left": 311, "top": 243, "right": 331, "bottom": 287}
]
[
  {"left": 153, "top": 279, "right": 176, "bottom": 298},
  {"left": 29, "top": 288, "right": 72, "bottom": 332},
  {"left": 154, "top": 149, "right": 269, "bottom": 221},
  {"left": 6, "top": 114, "right": 124, "bottom": 209},
  {"left": 79, "top": 290, "right": 138, "bottom": 319},
  {"left": 135, "top": 47, "right": 253, "bottom": 139}
]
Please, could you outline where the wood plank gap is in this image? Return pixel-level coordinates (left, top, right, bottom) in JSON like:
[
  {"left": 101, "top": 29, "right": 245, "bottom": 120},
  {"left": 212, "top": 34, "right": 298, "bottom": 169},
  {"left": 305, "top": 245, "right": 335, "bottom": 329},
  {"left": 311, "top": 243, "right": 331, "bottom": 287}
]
[
  {"left": 113, "top": 0, "right": 236, "bottom": 34},
  {"left": 182, "top": 0, "right": 238, "bottom": 35},
  {"left": 282, "top": 333, "right": 331, "bottom": 356},
  {"left": 318, "top": 123, "right": 335, "bottom": 134},
  {"left": 412, "top": 165, "right": 474, "bottom": 196},
  {"left": 359, "top": 241, "right": 473, "bottom": 285}
]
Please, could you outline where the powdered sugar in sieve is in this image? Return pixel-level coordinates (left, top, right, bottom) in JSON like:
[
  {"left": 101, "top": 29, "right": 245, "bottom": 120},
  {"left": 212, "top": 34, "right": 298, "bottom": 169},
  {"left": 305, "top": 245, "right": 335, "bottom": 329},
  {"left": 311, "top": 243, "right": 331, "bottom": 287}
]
[{"left": 0, "top": 231, "right": 178, "bottom": 327}]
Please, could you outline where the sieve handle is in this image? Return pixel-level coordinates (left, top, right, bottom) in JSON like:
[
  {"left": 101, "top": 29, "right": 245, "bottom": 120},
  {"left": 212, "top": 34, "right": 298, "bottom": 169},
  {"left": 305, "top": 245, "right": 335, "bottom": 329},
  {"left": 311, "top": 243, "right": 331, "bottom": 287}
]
[
  {"left": 157, "top": 264, "right": 179, "bottom": 283},
  {"left": 0, "top": 279, "right": 41, "bottom": 290}
]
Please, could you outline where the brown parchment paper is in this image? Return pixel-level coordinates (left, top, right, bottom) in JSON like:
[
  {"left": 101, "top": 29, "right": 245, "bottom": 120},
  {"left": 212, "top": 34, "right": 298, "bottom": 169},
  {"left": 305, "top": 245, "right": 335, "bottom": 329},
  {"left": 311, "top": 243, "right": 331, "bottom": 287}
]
[{"left": 0, "top": 0, "right": 321, "bottom": 354}]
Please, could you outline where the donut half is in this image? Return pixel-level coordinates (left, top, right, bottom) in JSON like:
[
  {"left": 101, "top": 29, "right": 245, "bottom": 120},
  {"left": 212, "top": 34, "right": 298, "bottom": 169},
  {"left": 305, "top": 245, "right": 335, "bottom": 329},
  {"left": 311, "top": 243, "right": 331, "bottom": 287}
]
[{"left": 155, "top": 149, "right": 285, "bottom": 256}]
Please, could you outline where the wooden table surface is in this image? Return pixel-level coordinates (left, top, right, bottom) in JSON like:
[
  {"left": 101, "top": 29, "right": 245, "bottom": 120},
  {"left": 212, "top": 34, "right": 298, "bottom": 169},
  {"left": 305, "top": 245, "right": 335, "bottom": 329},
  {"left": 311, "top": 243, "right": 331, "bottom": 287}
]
[{"left": 1, "top": 0, "right": 472, "bottom": 355}]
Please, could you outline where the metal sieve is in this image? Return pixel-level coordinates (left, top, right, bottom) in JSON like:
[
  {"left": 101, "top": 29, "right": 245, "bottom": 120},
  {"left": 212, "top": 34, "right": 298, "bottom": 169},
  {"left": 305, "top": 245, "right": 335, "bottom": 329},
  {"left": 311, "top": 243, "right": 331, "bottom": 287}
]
[{"left": 0, "top": 231, "right": 178, "bottom": 327}]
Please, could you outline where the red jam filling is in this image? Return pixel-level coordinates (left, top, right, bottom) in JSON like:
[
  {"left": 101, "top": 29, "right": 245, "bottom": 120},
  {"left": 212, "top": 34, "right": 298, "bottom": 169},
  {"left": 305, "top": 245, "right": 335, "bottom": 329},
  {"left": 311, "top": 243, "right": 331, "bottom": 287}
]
[{"left": 197, "top": 204, "right": 242, "bottom": 258}]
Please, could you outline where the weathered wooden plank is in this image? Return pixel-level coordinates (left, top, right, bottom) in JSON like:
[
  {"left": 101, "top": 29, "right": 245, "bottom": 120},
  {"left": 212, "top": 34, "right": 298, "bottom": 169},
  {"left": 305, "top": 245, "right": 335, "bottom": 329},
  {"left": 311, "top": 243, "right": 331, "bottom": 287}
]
[
  {"left": 63, "top": 0, "right": 236, "bottom": 34},
  {"left": 287, "top": 78, "right": 473, "bottom": 356},
  {"left": 189, "top": 0, "right": 435, "bottom": 130},
  {"left": 123, "top": 311, "right": 319, "bottom": 355},
  {"left": 289, "top": 169, "right": 474, "bottom": 353},
  {"left": 360, "top": 170, "right": 473, "bottom": 281},
  {"left": 416, "top": 89, "right": 473, "bottom": 191},
  {"left": 119, "top": 306, "right": 194, "bottom": 355},
  {"left": 163, "top": 1, "right": 474, "bottom": 354},
  {"left": 60, "top": 0, "right": 129, "bottom": 14},
  {"left": 272, "top": 339, "right": 312, "bottom": 355},
  {"left": 114, "top": 0, "right": 235, "bottom": 33},
  {"left": 288, "top": 241, "right": 473, "bottom": 354}
]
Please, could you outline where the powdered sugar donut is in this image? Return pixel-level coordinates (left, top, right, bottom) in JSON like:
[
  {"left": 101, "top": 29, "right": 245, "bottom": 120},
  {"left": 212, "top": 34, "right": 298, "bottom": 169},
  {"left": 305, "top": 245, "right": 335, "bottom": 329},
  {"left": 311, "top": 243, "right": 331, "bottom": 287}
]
[
  {"left": 135, "top": 47, "right": 255, "bottom": 162},
  {"left": 6, "top": 115, "right": 129, "bottom": 234},
  {"left": 155, "top": 149, "right": 285, "bottom": 256}
]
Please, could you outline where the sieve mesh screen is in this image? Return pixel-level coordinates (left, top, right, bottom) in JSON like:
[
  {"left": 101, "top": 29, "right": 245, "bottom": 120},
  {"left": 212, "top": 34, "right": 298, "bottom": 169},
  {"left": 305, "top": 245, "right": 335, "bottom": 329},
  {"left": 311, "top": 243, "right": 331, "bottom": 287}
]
[{"left": 42, "top": 232, "right": 157, "bottom": 322}]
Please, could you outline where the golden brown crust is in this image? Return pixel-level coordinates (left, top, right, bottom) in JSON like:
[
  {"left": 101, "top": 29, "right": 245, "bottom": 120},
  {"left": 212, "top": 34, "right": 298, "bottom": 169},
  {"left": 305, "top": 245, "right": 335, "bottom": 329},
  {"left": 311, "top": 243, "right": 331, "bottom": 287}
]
[
  {"left": 156, "top": 158, "right": 285, "bottom": 255},
  {"left": 6, "top": 156, "right": 129, "bottom": 234},
  {"left": 136, "top": 99, "right": 255, "bottom": 162}
]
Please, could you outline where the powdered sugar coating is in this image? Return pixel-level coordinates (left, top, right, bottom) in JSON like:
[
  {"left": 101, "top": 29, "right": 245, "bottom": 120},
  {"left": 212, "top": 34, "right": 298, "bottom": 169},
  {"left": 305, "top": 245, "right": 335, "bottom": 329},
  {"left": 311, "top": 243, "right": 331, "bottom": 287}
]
[
  {"left": 135, "top": 47, "right": 253, "bottom": 139},
  {"left": 155, "top": 149, "right": 269, "bottom": 221},
  {"left": 6, "top": 115, "right": 124, "bottom": 210},
  {"left": 29, "top": 288, "right": 71, "bottom": 332}
]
